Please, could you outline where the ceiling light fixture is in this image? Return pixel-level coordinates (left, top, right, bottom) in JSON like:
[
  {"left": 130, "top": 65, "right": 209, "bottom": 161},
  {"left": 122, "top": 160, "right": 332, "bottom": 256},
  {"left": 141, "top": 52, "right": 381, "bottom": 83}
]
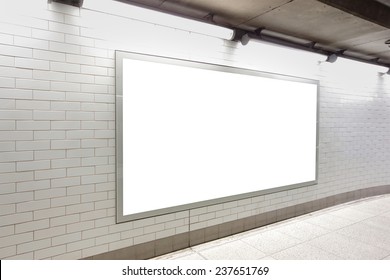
[
  {"left": 240, "top": 33, "right": 326, "bottom": 64},
  {"left": 83, "top": 0, "right": 235, "bottom": 40},
  {"left": 49, "top": 0, "right": 83, "bottom": 7},
  {"left": 241, "top": 32, "right": 390, "bottom": 73},
  {"left": 382, "top": 68, "right": 390, "bottom": 76},
  {"left": 334, "top": 57, "right": 389, "bottom": 75},
  {"left": 240, "top": 33, "right": 253, "bottom": 46},
  {"left": 325, "top": 53, "right": 338, "bottom": 63}
]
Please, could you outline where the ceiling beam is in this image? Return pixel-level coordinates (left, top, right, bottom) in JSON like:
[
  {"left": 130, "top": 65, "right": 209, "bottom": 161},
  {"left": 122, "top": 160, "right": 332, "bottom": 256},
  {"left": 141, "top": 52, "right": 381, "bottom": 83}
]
[{"left": 317, "top": 0, "right": 390, "bottom": 28}]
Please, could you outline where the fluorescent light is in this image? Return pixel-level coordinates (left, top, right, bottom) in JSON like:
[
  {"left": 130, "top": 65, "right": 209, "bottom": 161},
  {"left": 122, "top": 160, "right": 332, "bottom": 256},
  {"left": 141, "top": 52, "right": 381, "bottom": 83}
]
[
  {"left": 83, "top": 0, "right": 235, "bottom": 40},
  {"left": 335, "top": 57, "right": 388, "bottom": 73},
  {"left": 364, "top": 63, "right": 388, "bottom": 73},
  {"left": 242, "top": 34, "right": 389, "bottom": 75},
  {"left": 378, "top": 67, "right": 390, "bottom": 76},
  {"left": 240, "top": 34, "right": 326, "bottom": 64}
]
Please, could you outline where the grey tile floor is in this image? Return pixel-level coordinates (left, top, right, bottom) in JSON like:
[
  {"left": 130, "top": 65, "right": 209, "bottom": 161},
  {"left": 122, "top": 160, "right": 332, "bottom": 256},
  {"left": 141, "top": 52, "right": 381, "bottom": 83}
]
[{"left": 154, "top": 194, "right": 390, "bottom": 260}]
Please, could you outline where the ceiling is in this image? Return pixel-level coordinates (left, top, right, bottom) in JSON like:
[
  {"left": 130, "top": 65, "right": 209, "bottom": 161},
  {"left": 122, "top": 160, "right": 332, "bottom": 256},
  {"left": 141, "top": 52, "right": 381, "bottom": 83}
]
[{"left": 116, "top": 0, "right": 390, "bottom": 66}]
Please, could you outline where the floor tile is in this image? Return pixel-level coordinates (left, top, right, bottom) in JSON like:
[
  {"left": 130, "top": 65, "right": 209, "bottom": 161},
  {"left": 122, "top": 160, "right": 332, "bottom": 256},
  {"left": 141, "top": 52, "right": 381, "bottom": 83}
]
[
  {"left": 370, "top": 197, "right": 390, "bottom": 211},
  {"left": 328, "top": 207, "right": 374, "bottom": 222},
  {"left": 231, "top": 219, "right": 296, "bottom": 240},
  {"left": 152, "top": 248, "right": 195, "bottom": 260},
  {"left": 381, "top": 211, "right": 390, "bottom": 219},
  {"left": 272, "top": 243, "right": 341, "bottom": 260},
  {"left": 305, "top": 212, "right": 356, "bottom": 231},
  {"left": 241, "top": 230, "right": 301, "bottom": 255},
  {"left": 363, "top": 216, "right": 390, "bottom": 233},
  {"left": 172, "top": 252, "right": 206, "bottom": 260},
  {"left": 352, "top": 200, "right": 390, "bottom": 216},
  {"left": 191, "top": 235, "right": 237, "bottom": 252},
  {"left": 308, "top": 232, "right": 390, "bottom": 260},
  {"left": 195, "top": 240, "right": 266, "bottom": 260},
  {"left": 379, "top": 196, "right": 390, "bottom": 208},
  {"left": 337, "top": 222, "right": 390, "bottom": 251},
  {"left": 275, "top": 221, "right": 330, "bottom": 241},
  {"left": 259, "top": 256, "right": 276, "bottom": 260}
]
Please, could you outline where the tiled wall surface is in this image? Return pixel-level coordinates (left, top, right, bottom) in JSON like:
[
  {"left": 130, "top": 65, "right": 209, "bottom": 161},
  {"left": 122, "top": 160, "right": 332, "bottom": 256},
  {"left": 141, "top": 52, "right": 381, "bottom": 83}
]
[{"left": 1, "top": 0, "right": 390, "bottom": 259}]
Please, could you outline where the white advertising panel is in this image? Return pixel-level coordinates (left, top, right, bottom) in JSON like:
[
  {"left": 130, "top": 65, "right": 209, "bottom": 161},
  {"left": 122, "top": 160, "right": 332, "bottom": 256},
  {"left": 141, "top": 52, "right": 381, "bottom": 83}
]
[{"left": 116, "top": 52, "right": 318, "bottom": 222}]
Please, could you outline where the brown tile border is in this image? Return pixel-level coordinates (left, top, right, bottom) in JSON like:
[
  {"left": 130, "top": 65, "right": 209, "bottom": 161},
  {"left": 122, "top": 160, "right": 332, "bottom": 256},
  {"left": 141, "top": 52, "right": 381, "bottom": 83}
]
[{"left": 85, "top": 184, "right": 390, "bottom": 260}]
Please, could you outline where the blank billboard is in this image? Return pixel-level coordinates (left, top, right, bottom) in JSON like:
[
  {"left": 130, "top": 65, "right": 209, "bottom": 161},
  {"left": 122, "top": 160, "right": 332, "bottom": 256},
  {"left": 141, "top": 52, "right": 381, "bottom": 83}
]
[{"left": 116, "top": 51, "right": 318, "bottom": 222}]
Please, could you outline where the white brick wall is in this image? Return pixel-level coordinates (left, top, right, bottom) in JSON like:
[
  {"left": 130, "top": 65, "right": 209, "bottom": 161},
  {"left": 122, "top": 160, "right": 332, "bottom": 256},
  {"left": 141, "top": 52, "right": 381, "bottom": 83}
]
[{"left": 0, "top": 0, "right": 390, "bottom": 259}]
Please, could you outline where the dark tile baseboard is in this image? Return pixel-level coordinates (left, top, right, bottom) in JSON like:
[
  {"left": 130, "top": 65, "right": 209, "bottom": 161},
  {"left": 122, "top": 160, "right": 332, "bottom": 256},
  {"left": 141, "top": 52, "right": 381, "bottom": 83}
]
[{"left": 85, "top": 184, "right": 390, "bottom": 260}]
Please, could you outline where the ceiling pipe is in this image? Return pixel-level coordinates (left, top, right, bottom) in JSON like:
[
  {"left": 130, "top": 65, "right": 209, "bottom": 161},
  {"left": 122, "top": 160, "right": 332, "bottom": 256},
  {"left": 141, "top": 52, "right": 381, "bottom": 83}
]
[{"left": 239, "top": 30, "right": 390, "bottom": 68}]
